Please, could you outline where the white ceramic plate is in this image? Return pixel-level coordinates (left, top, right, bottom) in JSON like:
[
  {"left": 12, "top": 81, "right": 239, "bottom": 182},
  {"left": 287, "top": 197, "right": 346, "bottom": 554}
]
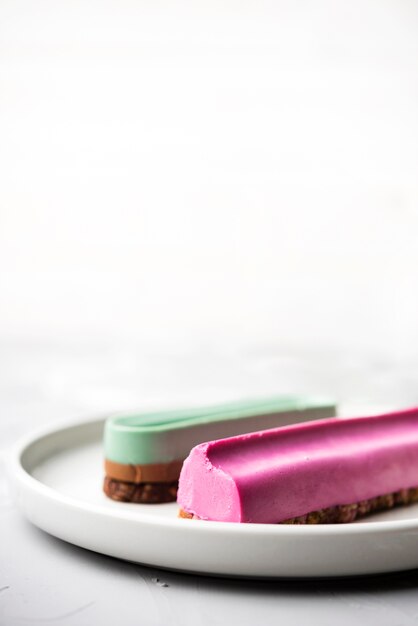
[{"left": 9, "top": 417, "right": 418, "bottom": 578}]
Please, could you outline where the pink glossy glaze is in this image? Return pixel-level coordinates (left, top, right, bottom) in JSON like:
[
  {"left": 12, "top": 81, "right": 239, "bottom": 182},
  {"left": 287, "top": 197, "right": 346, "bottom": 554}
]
[{"left": 177, "top": 407, "right": 418, "bottom": 523}]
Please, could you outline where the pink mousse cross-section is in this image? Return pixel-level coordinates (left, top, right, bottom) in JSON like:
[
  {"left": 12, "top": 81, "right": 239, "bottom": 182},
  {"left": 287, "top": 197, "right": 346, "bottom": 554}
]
[{"left": 177, "top": 407, "right": 418, "bottom": 523}]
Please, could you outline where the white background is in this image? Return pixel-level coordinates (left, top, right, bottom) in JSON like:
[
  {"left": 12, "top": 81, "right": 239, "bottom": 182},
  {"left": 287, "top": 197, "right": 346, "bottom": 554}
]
[{"left": 1, "top": 0, "right": 418, "bottom": 419}]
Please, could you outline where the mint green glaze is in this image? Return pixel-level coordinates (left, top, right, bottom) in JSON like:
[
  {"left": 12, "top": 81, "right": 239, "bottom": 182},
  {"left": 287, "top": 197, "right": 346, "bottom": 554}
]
[{"left": 104, "top": 396, "right": 336, "bottom": 465}]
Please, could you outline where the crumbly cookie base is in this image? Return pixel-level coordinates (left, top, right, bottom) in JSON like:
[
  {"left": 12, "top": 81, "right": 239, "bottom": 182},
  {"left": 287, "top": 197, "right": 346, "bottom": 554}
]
[
  {"left": 103, "top": 476, "right": 178, "bottom": 504},
  {"left": 178, "top": 486, "right": 418, "bottom": 523}
]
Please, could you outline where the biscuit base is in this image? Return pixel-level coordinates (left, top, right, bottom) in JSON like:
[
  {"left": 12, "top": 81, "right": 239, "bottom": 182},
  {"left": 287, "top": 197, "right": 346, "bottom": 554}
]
[
  {"left": 103, "top": 476, "right": 178, "bottom": 504},
  {"left": 178, "top": 486, "right": 418, "bottom": 523}
]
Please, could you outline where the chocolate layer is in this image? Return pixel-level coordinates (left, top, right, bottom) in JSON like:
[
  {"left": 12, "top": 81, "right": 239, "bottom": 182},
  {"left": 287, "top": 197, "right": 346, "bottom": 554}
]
[
  {"left": 178, "top": 486, "right": 418, "bottom": 524},
  {"left": 103, "top": 476, "right": 178, "bottom": 503},
  {"left": 104, "top": 458, "right": 183, "bottom": 483}
]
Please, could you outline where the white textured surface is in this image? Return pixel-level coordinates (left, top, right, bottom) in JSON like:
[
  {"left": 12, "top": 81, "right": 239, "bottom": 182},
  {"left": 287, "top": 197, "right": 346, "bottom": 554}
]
[{"left": 2, "top": 343, "right": 418, "bottom": 624}]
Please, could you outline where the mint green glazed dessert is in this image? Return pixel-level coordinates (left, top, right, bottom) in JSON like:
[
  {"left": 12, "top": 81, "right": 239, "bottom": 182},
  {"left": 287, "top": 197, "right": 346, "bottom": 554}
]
[{"left": 103, "top": 396, "right": 336, "bottom": 504}]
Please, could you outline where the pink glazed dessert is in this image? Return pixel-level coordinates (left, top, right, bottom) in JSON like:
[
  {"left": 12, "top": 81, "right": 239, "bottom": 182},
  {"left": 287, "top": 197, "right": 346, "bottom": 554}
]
[{"left": 177, "top": 407, "right": 418, "bottom": 524}]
